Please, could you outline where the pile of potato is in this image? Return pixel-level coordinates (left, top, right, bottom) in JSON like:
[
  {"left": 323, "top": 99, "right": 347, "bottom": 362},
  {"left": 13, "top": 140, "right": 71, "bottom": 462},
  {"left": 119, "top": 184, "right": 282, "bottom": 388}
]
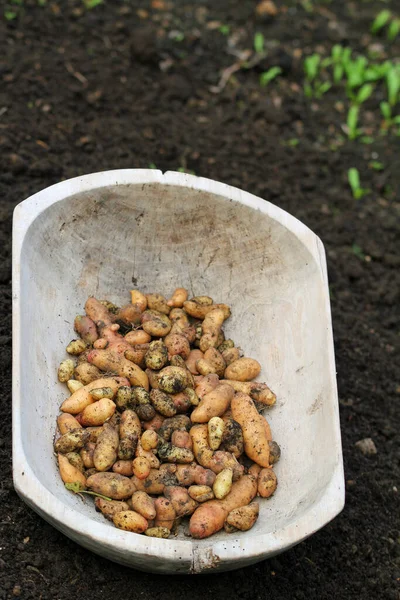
[{"left": 55, "top": 288, "right": 280, "bottom": 539}]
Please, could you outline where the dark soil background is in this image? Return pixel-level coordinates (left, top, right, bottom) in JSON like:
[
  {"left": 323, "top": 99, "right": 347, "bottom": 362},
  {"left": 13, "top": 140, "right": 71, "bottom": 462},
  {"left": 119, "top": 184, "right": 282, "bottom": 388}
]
[{"left": 1, "top": 0, "right": 399, "bottom": 598}]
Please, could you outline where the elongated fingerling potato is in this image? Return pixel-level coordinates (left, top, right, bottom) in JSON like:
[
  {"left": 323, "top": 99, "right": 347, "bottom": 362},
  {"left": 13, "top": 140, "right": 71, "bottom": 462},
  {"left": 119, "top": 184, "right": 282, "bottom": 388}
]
[
  {"left": 113, "top": 511, "right": 148, "bottom": 533},
  {"left": 231, "top": 392, "right": 270, "bottom": 467}
]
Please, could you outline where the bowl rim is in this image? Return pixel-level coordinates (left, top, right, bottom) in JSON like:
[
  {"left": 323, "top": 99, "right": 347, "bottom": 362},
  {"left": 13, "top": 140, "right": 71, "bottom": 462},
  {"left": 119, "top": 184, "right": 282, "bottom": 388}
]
[{"left": 12, "top": 169, "right": 345, "bottom": 573}]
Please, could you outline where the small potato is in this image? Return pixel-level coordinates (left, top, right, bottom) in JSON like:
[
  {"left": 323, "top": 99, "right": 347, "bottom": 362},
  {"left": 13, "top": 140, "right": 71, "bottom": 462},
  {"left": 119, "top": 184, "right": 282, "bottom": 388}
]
[
  {"left": 141, "top": 310, "right": 172, "bottom": 337},
  {"left": 169, "top": 308, "right": 190, "bottom": 328},
  {"left": 269, "top": 441, "right": 281, "bottom": 464},
  {"left": 115, "top": 303, "right": 142, "bottom": 326},
  {"left": 199, "top": 309, "right": 226, "bottom": 352},
  {"left": 144, "top": 340, "right": 168, "bottom": 371},
  {"left": 113, "top": 510, "right": 148, "bottom": 533},
  {"left": 221, "top": 380, "right": 276, "bottom": 407},
  {"left": 146, "top": 293, "right": 171, "bottom": 315},
  {"left": 145, "top": 368, "right": 160, "bottom": 390},
  {"left": 80, "top": 442, "right": 96, "bottom": 469},
  {"left": 95, "top": 498, "right": 130, "bottom": 521},
  {"left": 74, "top": 315, "right": 98, "bottom": 344},
  {"left": 185, "top": 388, "right": 200, "bottom": 407},
  {"left": 85, "top": 426, "right": 103, "bottom": 443},
  {"left": 157, "top": 440, "right": 194, "bottom": 464},
  {"left": 208, "top": 417, "right": 224, "bottom": 451},
  {"left": 213, "top": 468, "right": 233, "bottom": 500},
  {"left": 154, "top": 497, "right": 176, "bottom": 529},
  {"left": 57, "top": 413, "right": 82, "bottom": 435},
  {"left": 258, "top": 468, "right": 277, "bottom": 498},
  {"left": 94, "top": 422, "right": 119, "bottom": 471},
  {"left": 218, "top": 339, "right": 234, "bottom": 353},
  {"left": 164, "top": 486, "right": 198, "bottom": 517},
  {"left": 54, "top": 429, "right": 89, "bottom": 454},
  {"left": 118, "top": 435, "right": 139, "bottom": 462},
  {"left": 115, "top": 386, "right": 135, "bottom": 411},
  {"left": 87, "top": 472, "right": 135, "bottom": 499},
  {"left": 170, "top": 391, "right": 191, "bottom": 414},
  {"left": 171, "top": 430, "right": 192, "bottom": 449},
  {"left": 167, "top": 288, "right": 188, "bottom": 308},
  {"left": 195, "top": 373, "right": 220, "bottom": 400},
  {"left": 66, "top": 379, "right": 84, "bottom": 394},
  {"left": 125, "top": 330, "right": 151, "bottom": 345},
  {"left": 145, "top": 526, "right": 170, "bottom": 538},
  {"left": 185, "top": 349, "right": 204, "bottom": 375},
  {"left": 175, "top": 464, "right": 197, "bottom": 486},
  {"left": 248, "top": 463, "right": 261, "bottom": 477},
  {"left": 130, "top": 491, "right": 156, "bottom": 520},
  {"left": 112, "top": 460, "right": 134, "bottom": 476},
  {"left": 221, "top": 418, "right": 244, "bottom": 458},
  {"left": 221, "top": 347, "right": 241, "bottom": 366},
  {"left": 130, "top": 290, "right": 148, "bottom": 312},
  {"left": 58, "top": 359, "right": 75, "bottom": 383},
  {"left": 224, "top": 358, "right": 261, "bottom": 382},
  {"left": 124, "top": 344, "right": 149, "bottom": 368},
  {"left": 58, "top": 453, "right": 86, "bottom": 487},
  {"left": 74, "top": 363, "right": 102, "bottom": 385},
  {"left": 204, "top": 348, "right": 226, "bottom": 377},
  {"left": 225, "top": 503, "right": 259, "bottom": 532},
  {"left": 65, "top": 452, "right": 84, "bottom": 472},
  {"left": 90, "top": 386, "right": 115, "bottom": 400},
  {"left": 141, "top": 430, "right": 158, "bottom": 451},
  {"left": 131, "top": 387, "right": 152, "bottom": 411},
  {"left": 164, "top": 333, "right": 191, "bottom": 360},
  {"left": 194, "top": 466, "right": 216, "bottom": 487},
  {"left": 196, "top": 359, "right": 216, "bottom": 376},
  {"left": 136, "top": 404, "right": 156, "bottom": 422},
  {"left": 150, "top": 389, "right": 177, "bottom": 418},
  {"left": 133, "top": 468, "right": 174, "bottom": 495},
  {"left": 80, "top": 398, "right": 116, "bottom": 427},
  {"left": 188, "top": 485, "right": 214, "bottom": 503},
  {"left": 132, "top": 456, "right": 151, "bottom": 480},
  {"left": 142, "top": 412, "right": 165, "bottom": 432},
  {"left": 158, "top": 415, "right": 191, "bottom": 441},
  {"left": 158, "top": 366, "right": 188, "bottom": 394},
  {"left": 231, "top": 393, "right": 270, "bottom": 467},
  {"left": 66, "top": 339, "right": 87, "bottom": 355},
  {"left": 190, "top": 384, "right": 234, "bottom": 423}
]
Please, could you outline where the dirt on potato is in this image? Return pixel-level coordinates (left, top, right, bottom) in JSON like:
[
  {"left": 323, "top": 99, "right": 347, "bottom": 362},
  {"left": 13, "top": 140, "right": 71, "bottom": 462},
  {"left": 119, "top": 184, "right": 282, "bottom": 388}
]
[{"left": 0, "top": 0, "right": 399, "bottom": 599}]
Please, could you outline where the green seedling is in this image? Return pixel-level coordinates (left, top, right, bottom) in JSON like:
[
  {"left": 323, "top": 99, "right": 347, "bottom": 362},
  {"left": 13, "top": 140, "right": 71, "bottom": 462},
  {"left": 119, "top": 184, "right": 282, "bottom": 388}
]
[
  {"left": 254, "top": 32, "right": 265, "bottom": 54},
  {"left": 219, "top": 24, "right": 230, "bottom": 36},
  {"left": 148, "top": 163, "right": 157, "bottom": 169},
  {"left": 331, "top": 44, "right": 345, "bottom": 83},
  {"left": 348, "top": 168, "right": 370, "bottom": 199},
  {"left": 387, "top": 18, "right": 400, "bottom": 41},
  {"left": 304, "top": 54, "right": 320, "bottom": 82},
  {"left": 360, "top": 135, "right": 374, "bottom": 144},
  {"left": 304, "top": 54, "right": 331, "bottom": 98},
  {"left": 369, "top": 161, "right": 384, "bottom": 170},
  {"left": 65, "top": 482, "right": 112, "bottom": 502},
  {"left": 4, "top": 10, "right": 17, "bottom": 19},
  {"left": 83, "top": 0, "right": 103, "bottom": 9},
  {"left": 351, "top": 244, "right": 365, "bottom": 260},
  {"left": 371, "top": 9, "right": 392, "bottom": 34},
  {"left": 386, "top": 67, "right": 400, "bottom": 106},
  {"left": 259, "top": 67, "right": 282, "bottom": 87},
  {"left": 347, "top": 105, "right": 360, "bottom": 140}
]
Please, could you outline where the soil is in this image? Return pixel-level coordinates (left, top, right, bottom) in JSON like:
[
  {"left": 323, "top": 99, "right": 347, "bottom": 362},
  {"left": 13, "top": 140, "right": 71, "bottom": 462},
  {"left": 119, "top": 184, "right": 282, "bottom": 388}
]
[{"left": 0, "top": 0, "right": 399, "bottom": 598}]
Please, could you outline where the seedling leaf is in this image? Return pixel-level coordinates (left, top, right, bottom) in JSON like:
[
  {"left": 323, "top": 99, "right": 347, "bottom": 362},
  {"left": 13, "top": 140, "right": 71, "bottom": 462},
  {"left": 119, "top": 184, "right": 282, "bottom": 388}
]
[
  {"left": 371, "top": 10, "right": 392, "bottom": 34},
  {"left": 260, "top": 67, "right": 282, "bottom": 86}
]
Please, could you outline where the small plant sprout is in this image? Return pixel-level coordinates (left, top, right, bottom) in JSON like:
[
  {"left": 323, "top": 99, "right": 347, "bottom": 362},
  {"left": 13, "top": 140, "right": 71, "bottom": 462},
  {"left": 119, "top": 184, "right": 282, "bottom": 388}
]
[
  {"left": 259, "top": 67, "right": 282, "bottom": 87},
  {"left": 331, "top": 44, "right": 345, "bottom": 84},
  {"left": 371, "top": 9, "right": 392, "bottom": 34},
  {"left": 369, "top": 161, "right": 384, "bottom": 171},
  {"left": 387, "top": 18, "right": 400, "bottom": 42},
  {"left": 351, "top": 244, "right": 365, "bottom": 260},
  {"left": 386, "top": 66, "right": 400, "bottom": 106},
  {"left": 65, "top": 482, "right": 112, "bottom": 502},
  {"left": 347, "top": 105, "right": 360, "bottom": 140},
  {"left": 254, "top": 32, "right": 265, "bottom": 54},
  {"left": 304, "top": 54, "right": 331, "bottom": 98},
  {"left": 83, "top": 0, "right": 103, "bottom": 9},
  {"left": 219, "top": 24, "right": 230, "bottom": 36},
  {"left": 4, "top": 10, "right": 18, "bottom": 19},
  {"left": 348, "top": 168, "right": 370, "bottom": 200}
]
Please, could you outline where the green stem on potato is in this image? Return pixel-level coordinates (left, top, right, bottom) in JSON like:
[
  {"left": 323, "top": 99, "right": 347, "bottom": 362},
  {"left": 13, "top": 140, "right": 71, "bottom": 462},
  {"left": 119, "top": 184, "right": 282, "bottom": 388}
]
[{"left": 65, "top": 482, "right": 112, "bottom": 502}]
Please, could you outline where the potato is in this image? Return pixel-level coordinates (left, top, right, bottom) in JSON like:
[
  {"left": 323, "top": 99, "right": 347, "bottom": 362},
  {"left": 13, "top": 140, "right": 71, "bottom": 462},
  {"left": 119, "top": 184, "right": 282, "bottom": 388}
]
[
  {"left": 135, "top": 441, "right": 160, "bottom": 469},
  {"left": 221, "top": 347, "right": 241, "bottom": 366},
  {"left": 188, "top": 485, "right": 214, "bottom": 503},
  {"left": 164, "top": 333, "right": 191, "bottom": 360},
  {"left": 145, "top": 368, "right": 160, "bottom": 390},
  {"left": 183, "top": 300, "right": 230, "bottom": 320},
  {"left": 171, "top": 430, "right": 192, "bottom": 449},
  {"left": 65, "top": 452, "right": 84, "bottom": 472},
  {"left": 185, "top": 388, "right": 200, "bottom": 407},
  {"left": 130, "top": 290, "right": 148, "bottom": 312},
  {"left": 74, "top": 315, "right": 98, "bottom": 344},
  {"left": 132, "top": 456, "right": 151, "bottom": 480},
  {"left": 258, "top": 468, "right": 277, "bottom": 498},
  {"left": 218, "top": 339, "right": 234, "bottom": 353},
  {"left": 199, "top": 308, "right": 226, "bottom": 352},
  {"left": 150, "top": 389, "right": 177, "bottom": 417},
  {"left": 154, "top": 497, "right": 176, "bottom": 529},
  {"left": 115, "top": 386, "right": 135, "bottom": 411},
  {"left": 66, "top": 339, "right": 87, "bottom": 355},
  {"left": 225, "top": 502, "right": 259, "bottom": 532},
  {"left": 169, "top": 308, "right": 190, "bottom": 328},
  {"left": 85, "top": 296, "right": 114, "bottom": 326},
  {"left": 88, "top": 348, "right": 149, "bottom": 390},
  {"left": 146, "top": 293, "right": 171, "bottom": 315},
  {"left": 142, "top": 412, "right": 165, "bottom": 432},
  {"left": 112, "top": 460, "right": 134, "bottom": 476},
  {"left": 185, "top": 349, "right": 203, "bottom": 375},
  {"left": 164, "top": 486, "right": 198, "bottom": 517},
  {"left": 213, "top": 468, "right": 233, "bottom": 500},
  {"left": 145, "top": 526, "right": 170, "bottom": 538},
  {"left": 220, "top": 417, "right": 244, "bottom": 458},
  {"left": 90, "top": 386, "right": 115, "bottom": 400},
  {"left": 130, "top": 491, "right": 156, "bottom": 520},
  {"left": 61, "top": 377, "right": 127, "bottom": 414},
  {"left": 248, "top": 463, "right": 261, "bottom": 477},
  {"left": 204, "top": 348, "right": 226, "bottom": 377},
  {"left": 158, "top": 366, "right": 188, "bottom": 394},
  {"left": 145, "top": 340, "right": 168, "bottom": 371},
  {"left": 66, "top": 379, "right": 84, "bottom": 394},
  {"left": 208, "top": 416, "right": 224, "bottom": 451},
  {"left": 74, "top": 363, "right": 102, "bottom": 385},
  {"left": 141, "top": 310, "right": 172, "bottom": 337},
  {"left": 57, "top": 413, "right": 82, "bottom": 435},
  {"left": 58, "top": 453, "right": 86, "bottom": 488},
  {"left": 190, "top": 383, "right": 234, "bottom": 423},
  {"left": 86, "top": 472, "right": 135, "bottom": 499},
  {"left": 118, "top": 432, "right": 139, "bottom": 461},
  {"left": 119, "top": 409, "right": 141, "bottom": 440},
  {"left": 115, "top": 303, "right": 143, "bottom": 326},
  {"left": 93, "top": 422, "right": 119, "bottom": 471},
  {"left": 95, "top": 498, "right": 130, "bottom": 521},
  {"left": 54, "top": 429, "right": 89, "bottom": 454},
  {"left": 189, "top": 474, "right": 257, "bottom": 539},
  {"left": 125, "top": 330, "right": 151, "bottom": 346},
  {"left": 113, "top": 510, "right": 148, "bottom": 533},
  {"left": 158, "top": 415, "right": 191, "bottom": 441},
  {"left": 196, "top": 359, "right": 216, "bottom": 376},
  {"left": 80, "top": 398, "right": 116, "bottom": 427},
  {"left": 193, "top": 466, "right": 216, "bottom": 487},
  {"left": 195, "top": 373, "right": 220, "bottom": 400},
  {"left": 124, "top": 344, "right": 149, "bottom": 368},
  {"left": 157, "top": 440, "right": 194, "bottom": 464},
  {"left": 85, "top": 426, "right": 103, "bottom": 443},
  {"left": 141, "top": 430, "right": 158, "bottom": 451},
  {"left": 224, "top": 358, "right": 261, "bottom": 382},
  {"left": 231, "top": 393, "right": 270, "bottom": 467},
  {"left": 175, "top": 464, "right": 197, "bottom": 486},
  {"left": 58, "top": 359, "right": 75, "bottom": 383},
  {"left": 80, "top": 442, "right": 96, "bottom": 469},
  {"left": 190, "top": 424, "right": 243, "bottom": 478},
  {"left": 132, "top": 469, "right": 165, "bottom": 495},
  {"left": 221, "top": 379, "right": 276, "bottom": 407},
  {"left": 269, "top": 441, "right": 281, "bottom": 464}
]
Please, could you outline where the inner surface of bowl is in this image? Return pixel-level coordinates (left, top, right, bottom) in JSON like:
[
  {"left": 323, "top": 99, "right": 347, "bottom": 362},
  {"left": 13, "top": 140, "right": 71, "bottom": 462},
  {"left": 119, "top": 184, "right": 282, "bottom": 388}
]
[{"left": 15, "top": 173, "right": 342, "bottom": 569}]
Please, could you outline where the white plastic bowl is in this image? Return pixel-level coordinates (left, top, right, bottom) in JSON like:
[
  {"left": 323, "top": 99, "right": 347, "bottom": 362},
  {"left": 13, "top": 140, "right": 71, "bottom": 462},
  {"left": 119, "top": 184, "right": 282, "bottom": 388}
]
[{"left": 12, "top": 169, "right": 344, "bottom": 573}]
